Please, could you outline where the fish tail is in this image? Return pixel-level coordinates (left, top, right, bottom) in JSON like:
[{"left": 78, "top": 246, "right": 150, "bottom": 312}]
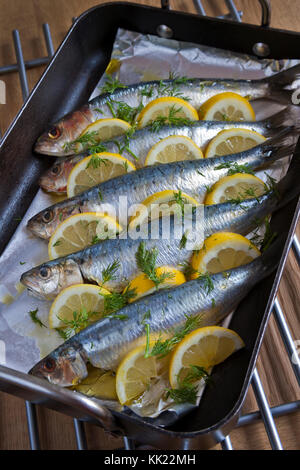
[
  {"left": 275, "top": 139, "right": 300, "bottom": 206},
  {"left": 265, "top": 106, "right": 300, "bottom": 132},
  {"left": 258, "top": 233, "right": 289, "bottom": 278},
  {"left": 261, "top": 127, "right": 297, "bottom": 163},
  {"left": 264, "top": 64, "right": 300, "bottom": 104}
]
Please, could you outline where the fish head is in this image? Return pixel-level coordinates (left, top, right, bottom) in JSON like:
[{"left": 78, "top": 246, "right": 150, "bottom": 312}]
[
  {"left": 27, "top": 203, "right": 80, "bottom": 239},
  {"left": 29, "top": 348, "right": 88, "bottom": 386},
  {"left": 34, "top": 106, "right": 94, "bottom": 156},
  {"left": 20, "top": 259, "right": 83, "bottom": 300},
  {"left": 39, "top": 160, "right": 68, "bottom": 194}
]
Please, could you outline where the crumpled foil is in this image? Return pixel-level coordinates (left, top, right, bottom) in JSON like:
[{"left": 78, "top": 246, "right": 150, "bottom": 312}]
[{"left": 0, "top": 27, "right": 298, "bottom": 424}]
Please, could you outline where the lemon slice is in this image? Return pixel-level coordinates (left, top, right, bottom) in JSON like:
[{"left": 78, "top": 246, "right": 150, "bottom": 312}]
[
  {"left": 75, "top": 118, "right": 131, "bottom": 152},
  {"left": 67, "top": 152, "right": 136, "bottom": 198},
  {"left": 191, "top": 232, "right": 260, "bottom": 276},
  {"left": 169, "top": 326, "right": 244, "bottom": 388},
  {"left": 199, "top": 92, "right": 255, "bottom": 122},
  {"left": 49, "top": 283, "right": 110, "bottom": 329},
  {"left": 205, "top": 173, "right": 266, "bottom": 205},
  {"left": 116, "top": 343, "right": 169, "bottom": 405},
  {"left": 48, "top": 212, "right": 122, "bottom": 260},
  {"left": 145, "top": 135, "right": 203, "bottom": 166},
  {"left": 128, "top": 189, "right": 199, "bottom": 230},
  {"left": 137, "top": 97, "right": 199, "bottom": 128},
  {"left": 205, "top": 128, "right": 266, "bottom": 158},
  {"left": 72, "top": 365, "right": 117, "bottom": 400},
  {"left": 124, "top": 266, "right": 186, "bottom": 302}
]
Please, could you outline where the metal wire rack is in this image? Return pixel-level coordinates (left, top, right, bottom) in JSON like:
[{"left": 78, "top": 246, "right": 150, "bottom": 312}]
[{"left": 0, "top": 0, "right": 299, "bottom": 451}]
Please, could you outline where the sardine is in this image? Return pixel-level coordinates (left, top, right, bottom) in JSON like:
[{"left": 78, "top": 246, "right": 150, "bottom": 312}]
[
  {"left": 21, "top": 156, "right": 300, "bottom": 300},
  {"left": 28, "top": 130, "right": 296, "bottom": 240},
  {"left": 34, "top": 66, "right": 300, "bottom": 156},
  {"left": 39, "top": 108, "right": 293, "bottom": 194},
  {"left": 28, "top": 237, "right": 283, "bottom": 386}
]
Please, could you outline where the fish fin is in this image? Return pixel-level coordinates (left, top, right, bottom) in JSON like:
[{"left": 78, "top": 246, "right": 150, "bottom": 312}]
[
  {"left": 276, "top": 140, "right": 300, "bottom": 206},
  {"left": 264, "top": 64, "right": 300, "bottom": 87},
  {"left": 263, "top": 65, "right": 300, "bottom": 104},
  {"left": 261, "top": 127, "right": 297, "bottom": 162},
  {"left": 264, "top": 106, "right": 300, "bottom": 132}
]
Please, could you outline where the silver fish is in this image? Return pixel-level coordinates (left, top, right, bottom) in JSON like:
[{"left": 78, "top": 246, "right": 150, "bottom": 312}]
[
  {"left": 27, "top": 130, "right": 296, "bottom": 240},
  {"left": 34, "top": 66, "right": 300, "bottom": 156},
  {"left": 28, "top": 238, "right": 283, "bottom": 386},
  {"left": 21, "top": 157, "right": 299, "bottom": 300},
  {"left": 39, "top": 107, "right": 294, "bottom": 194}
]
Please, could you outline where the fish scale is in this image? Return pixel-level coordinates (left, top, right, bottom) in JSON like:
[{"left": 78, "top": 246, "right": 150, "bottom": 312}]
[
  {"left": 34, "top": 65, "right": 300, "bottom": 156},
  {"left": 29, "top": 237, "right": 282, "bottom": 386},
  {"left": 27, "top": 128, "right": 296, "bottom": 240},
  {"left": 21, "top": 152, "right": 300, "bottom": 301}
]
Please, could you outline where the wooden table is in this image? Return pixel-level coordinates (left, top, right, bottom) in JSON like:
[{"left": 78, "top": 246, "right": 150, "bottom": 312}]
[{"left": 0, "top": 0, "right": 299, "bottom": 450}]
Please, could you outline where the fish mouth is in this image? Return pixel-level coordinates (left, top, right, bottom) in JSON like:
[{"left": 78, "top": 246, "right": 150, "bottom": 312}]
[
  {"left": 26, "top": 217, "right": 50, "bottom": 240},
  {"left": 29, "top": 352, "right": 88, "bottom": 387},
  {"left": 20, "top": 274, "right": 44, "bottom": 299},
  {"left": 35, "top": 141, "right": 67, "bottom": 157}
]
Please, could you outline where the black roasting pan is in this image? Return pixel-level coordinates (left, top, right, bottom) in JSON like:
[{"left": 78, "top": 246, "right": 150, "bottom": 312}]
[{"left": 0, "top": 2, "right": 299, "bottom": 449}]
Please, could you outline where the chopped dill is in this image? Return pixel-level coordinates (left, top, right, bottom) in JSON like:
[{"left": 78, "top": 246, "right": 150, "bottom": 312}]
[
  {"left": 101, "top": 76, "right": 128, "bottom": 94},
  {"left": 100, "top": 287, "right": 137, "bottom": 315},
  {"left": 135, "top": 242, "right": 175, "bottom": 288},
  {"left": 149, "top": 106, "right": 193, "bottom": 133},
  {"left": 29, "top": 308, "right": 46, "bottom": 328},
  {"left": 179, "top": 232, "right": 188, "bottom": 250},
  {"left": 178, "top": 261, "right": 198, "bottom": 279},
  {"left": 198, "top": 273, "right": 214, "bottom": 294},
  {"left": 214, "top": 161, "right": 255, "bottom": 176},
  {"left": 86, "top": 155, "right": 108, "bottom": 169},
  {"left": 57, "top": 307, "right": 98, "bottom": 335},
  {"left": 101, "top": 260, "right": 121, "bottom": 285},
  {"left": 165, "top": 365, "right": 210, "bottom": 404},
  {"left": 148, "top": 314, "right": 202, "bottom": 359}
]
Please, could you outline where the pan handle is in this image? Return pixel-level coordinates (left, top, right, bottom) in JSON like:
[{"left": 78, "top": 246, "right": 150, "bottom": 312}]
[
  {"left": 161, "top": 0, "right": 271, "bottom": 27},
  {"left": 258, "top": 0, "right": 271, "bottom": 27},
  {"left": 0, "top": 365, "right": 122, "bottom": 435}
]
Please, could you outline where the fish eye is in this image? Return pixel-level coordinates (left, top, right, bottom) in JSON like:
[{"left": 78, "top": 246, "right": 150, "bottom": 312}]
[
  {"left": 42, "top": 210, "right": 54, "bottom": 223},
  {"left": 39, "top": 266, "right": 50, "bottom": 279},
  {"left": 43, "top": 358, "right": 56, "bottom": 372},
  {"left": 48, "top": 127, "right": 61, "bottom": 140},
  {"left": 51, "top": 164, "right": 62, "bottom": 176}
]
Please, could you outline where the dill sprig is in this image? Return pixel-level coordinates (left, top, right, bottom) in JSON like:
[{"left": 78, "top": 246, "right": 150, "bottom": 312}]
[
  {"left": 250, "top": 216, "right": 278, "bottom": 252},
  {"left": 64, "top": 131, "right": 107, "bottom": 154},
  {"left": 58, "top": 307, "right": 98, "bottom": 336},
  {"left": 149, "top": 106, "right": 193, "bottom": 133},
  {"left": 179, "top": 232, "right": 188, "bottom": 250},
  {"left": 178, "top": 261, "right": 198, "bottom": 279},
  {"left": 100, "top": 287, "right": 137, "bottom": 315},
  {"left": 197, "top": 273, "right": 214, "bottom": 294},
  {"left": 111, "top": 125, "right": 139, "bottom": 161},
  {"left": 135, "top": 242, "right": 175, "bottom": 288},
  {"left": 101, "top": 76, "right": 128, "bottom": 94},
  {"left": 107, "top": 100, "right": 144, "bottom": 125},
  {"left": 165, "top": 384, "right": 198, "bottom": 404},
  {"left": 214, "top": 161, "right": 255, "bottom": 176},
  {"left": 101, "top": 260, "right": 121, "bottom": 285},
  {"left": 165, "top": 365, "right": 210, "bottom": 404},
  {"left": 148, "top": 314, "right": 202, "bottom": 359},
  {"left": 29, "top": 308, "right": 46, "bottom": 328},
  {"left": 86, "top": 155, "right": 108, "bottom": 169}
]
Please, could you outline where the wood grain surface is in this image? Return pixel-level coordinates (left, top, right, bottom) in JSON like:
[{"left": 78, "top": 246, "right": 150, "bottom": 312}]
[{"left": 0, "top": 0, "right": 299, "bottom": 450}]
